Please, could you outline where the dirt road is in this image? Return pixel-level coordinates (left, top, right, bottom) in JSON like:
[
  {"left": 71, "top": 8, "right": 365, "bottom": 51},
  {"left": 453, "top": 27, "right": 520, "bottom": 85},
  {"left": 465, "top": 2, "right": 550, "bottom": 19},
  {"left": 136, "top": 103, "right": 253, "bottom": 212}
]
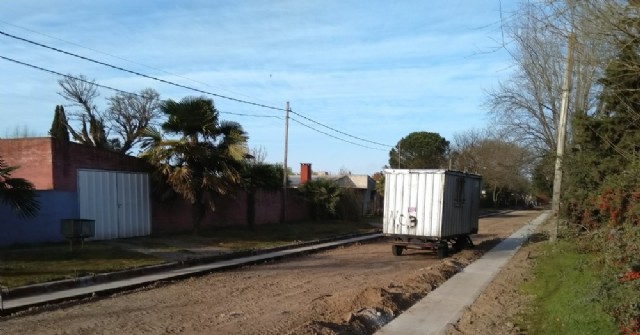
[{"left": 0, "top": 210, "right": 541, "bottom": 335}]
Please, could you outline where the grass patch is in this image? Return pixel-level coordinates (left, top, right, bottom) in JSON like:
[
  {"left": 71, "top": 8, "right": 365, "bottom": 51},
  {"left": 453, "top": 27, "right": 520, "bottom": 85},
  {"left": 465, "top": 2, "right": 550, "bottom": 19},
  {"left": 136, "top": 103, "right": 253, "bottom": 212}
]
[
  {"left": 0, "top": 243, "right": 164, "bottom": 288},
  {"left": 0, "top": 220, "right": 378, "bottom": 288},
  {"left": 520, "top": 240, "right": 617, "bottom": 335},
  {"left": 185, "top": 220, "right": 377, "bottom": 250}
]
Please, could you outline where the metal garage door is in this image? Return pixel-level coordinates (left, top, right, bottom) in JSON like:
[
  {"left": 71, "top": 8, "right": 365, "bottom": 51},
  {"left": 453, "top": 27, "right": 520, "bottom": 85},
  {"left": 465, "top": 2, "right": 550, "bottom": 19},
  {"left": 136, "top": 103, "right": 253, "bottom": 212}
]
[{"left": 78, "top": 169, "right": 151, "bottom": 240}]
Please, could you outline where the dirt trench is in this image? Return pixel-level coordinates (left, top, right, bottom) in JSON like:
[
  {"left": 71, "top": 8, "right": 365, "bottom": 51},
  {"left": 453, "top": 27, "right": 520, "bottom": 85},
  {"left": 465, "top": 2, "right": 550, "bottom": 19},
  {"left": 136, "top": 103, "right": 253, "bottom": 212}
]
[{"left": 0, "top": 210, "right": 541, "bottom": 335}]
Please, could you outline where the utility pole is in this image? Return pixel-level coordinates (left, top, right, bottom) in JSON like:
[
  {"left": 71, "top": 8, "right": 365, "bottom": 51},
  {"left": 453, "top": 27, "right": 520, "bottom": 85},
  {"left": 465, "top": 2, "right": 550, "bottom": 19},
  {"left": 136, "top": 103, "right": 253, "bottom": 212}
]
[
  {"left": 280, "top": 101, "right": 290, "bottom": 223},
  {"left": 551, "top": 32, "right": 576, "bottom": 241}
]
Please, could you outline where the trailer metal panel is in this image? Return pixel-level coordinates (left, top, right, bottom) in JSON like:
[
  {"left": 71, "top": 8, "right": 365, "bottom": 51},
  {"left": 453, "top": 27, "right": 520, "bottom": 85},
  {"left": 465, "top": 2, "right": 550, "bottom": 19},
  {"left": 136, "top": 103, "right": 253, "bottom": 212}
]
[{"left": 383, "top": 169, "right": 481, "bottom": 239}]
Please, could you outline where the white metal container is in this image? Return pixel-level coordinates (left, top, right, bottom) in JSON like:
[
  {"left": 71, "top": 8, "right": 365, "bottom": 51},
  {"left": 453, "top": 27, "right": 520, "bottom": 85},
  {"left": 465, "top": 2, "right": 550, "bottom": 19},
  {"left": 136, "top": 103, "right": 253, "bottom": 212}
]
[{"left": 383, "top": 169, "right": 481, "bottom": 239}]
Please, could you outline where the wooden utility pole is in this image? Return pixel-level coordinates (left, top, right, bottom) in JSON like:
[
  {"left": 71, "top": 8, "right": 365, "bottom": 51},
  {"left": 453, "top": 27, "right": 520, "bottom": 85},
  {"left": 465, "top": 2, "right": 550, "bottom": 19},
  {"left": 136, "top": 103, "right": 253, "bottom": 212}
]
[
  {"left": 551, "top": 32, "right": 576, "bottom": 241},
  {"left": 280, "top": 102, "right": 290, "bottom": 223}
]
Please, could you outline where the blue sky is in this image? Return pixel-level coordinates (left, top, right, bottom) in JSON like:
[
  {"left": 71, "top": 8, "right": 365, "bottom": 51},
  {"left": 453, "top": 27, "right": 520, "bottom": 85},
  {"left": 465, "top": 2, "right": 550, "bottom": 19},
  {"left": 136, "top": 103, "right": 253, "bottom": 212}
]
[{"left": 1, "top": 0, "right": 518, "bottom": 175}]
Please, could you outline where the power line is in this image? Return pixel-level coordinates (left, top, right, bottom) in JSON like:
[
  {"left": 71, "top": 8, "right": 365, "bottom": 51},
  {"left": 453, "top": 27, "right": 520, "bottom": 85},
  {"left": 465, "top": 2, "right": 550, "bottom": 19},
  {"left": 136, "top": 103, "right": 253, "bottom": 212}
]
[
  {"left": 0, "top": 30, "right": 285, "bottom": 112},
  {"left": 0, "top": 55, "right": 141, "bottom": 97},
  {"left": 289, "top": 116, "right": 388, "bottom": 151},
  {"left": 1, "top": 29, "right": 393, "bottom": 149},
  {"left": 1, "top": 55, "right": 386, "bottom": 151},
  {"left": 4, "top": 52, "right": 386, "bottom": 151},
  {"left": 289, "top": 110, "right": 392, "bottom": 148},
  {"left": 0, "top": 55, "right": 282, "bottom": 120},
  {"left": 0, "top": 20, "right": 271, "bottom": 105}
]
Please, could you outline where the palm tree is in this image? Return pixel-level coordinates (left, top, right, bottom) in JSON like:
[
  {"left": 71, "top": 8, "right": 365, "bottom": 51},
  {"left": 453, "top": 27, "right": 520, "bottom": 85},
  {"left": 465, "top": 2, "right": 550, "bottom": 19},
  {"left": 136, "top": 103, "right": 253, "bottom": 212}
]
[
  {"left": 141, "top": 96, "right": 248, "bottom": 231},
  {"left": 0, "top": 156, "right": 40, "bottom": 218}
]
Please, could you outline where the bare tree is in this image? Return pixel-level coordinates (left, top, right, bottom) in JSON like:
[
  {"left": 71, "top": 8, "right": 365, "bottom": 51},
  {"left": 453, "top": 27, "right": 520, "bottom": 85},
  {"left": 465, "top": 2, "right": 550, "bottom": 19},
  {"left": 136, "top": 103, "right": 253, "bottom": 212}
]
[
  {"left": 451, "top": 128, "right": 487, "bottom": 173},
  {"left": 106, "top": 88, "right": 161, "bottom": 153},
  {"left": 57, "top": 75, "right": 108, "bottom": 148},
  {"left": 58, "top": 74, "right": 162, "bottom": 154},
  {"left": 451, "top": 130, "right": 533, "bottom": 206},
  {"left": 247, "top": 146, "right": 269, "bottom": 165},
  {"left": 486, "top": 1, "right": 608, "bottom": 156}
]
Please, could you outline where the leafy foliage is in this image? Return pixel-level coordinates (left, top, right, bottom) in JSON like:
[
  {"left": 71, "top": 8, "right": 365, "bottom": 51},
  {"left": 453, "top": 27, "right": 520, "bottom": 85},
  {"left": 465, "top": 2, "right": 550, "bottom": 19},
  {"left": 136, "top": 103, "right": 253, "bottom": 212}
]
[
  {"left": 560, "top": 10, "right": 640, "bottom": 332},
  {"left": 49, "top": 105, "right": 70, "bottom": 141},
  {"left": 563, "top": 18, "right": 640, "bottom": 228},
  {"left": 298, "top": 179, "right": 342, "bottom": 220},
  {"left": 0, "top": 156, "right": 40, "bottom": 218},
  {"left": 141, "top": 96, "right": 248, "bottom": 231},
  {"left": 388, "top": 131, "right": 449, "bottom": 169}
]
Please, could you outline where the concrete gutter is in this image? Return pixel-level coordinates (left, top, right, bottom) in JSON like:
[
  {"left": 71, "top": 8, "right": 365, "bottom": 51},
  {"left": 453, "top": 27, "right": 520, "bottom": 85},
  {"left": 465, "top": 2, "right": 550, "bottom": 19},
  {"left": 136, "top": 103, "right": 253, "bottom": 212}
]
[
  {"left": 376, "top": 210, "right": 550, "bottom": 335},
  {"left": 0, "top": 233, "right": 383, "bottom": 315}
]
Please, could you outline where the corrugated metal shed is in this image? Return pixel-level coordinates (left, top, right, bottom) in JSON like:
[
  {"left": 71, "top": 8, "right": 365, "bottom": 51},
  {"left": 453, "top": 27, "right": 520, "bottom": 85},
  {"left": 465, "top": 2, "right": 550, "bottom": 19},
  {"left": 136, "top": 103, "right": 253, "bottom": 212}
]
[{"left": 383, "top": 169, "right": 481, "bottom": 238}]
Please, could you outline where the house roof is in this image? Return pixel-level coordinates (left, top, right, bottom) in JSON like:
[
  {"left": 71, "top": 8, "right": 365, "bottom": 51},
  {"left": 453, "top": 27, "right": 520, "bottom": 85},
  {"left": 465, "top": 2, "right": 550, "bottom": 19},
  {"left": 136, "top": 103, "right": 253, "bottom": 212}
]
[{"left": 288, "top": 174, "right": 374, "bottom": 190}]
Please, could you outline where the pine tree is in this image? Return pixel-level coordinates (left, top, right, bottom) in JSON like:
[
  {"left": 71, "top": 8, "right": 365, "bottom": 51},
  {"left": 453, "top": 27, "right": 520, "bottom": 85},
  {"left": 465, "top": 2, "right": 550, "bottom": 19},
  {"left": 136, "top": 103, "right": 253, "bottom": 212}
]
[{"left": 49, "top": 105, "right": 70, "bottom": 141}]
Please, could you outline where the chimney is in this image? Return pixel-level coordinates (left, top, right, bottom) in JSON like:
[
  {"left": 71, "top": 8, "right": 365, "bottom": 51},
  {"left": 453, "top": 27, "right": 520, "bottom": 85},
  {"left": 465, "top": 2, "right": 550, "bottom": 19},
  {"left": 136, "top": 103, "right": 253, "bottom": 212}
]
[{"left": 300, "top": 163, "right": 312, "bottom": 184}]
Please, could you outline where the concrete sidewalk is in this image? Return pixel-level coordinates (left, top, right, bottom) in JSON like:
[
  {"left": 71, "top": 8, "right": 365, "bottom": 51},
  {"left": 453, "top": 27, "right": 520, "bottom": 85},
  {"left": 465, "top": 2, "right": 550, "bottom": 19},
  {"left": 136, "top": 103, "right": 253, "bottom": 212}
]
[
  {"left": 376, "top": 211, "right": 550, "bottom": 335},
  {"left": 0, "top": 233, "right": 383, "bottom": 314}
]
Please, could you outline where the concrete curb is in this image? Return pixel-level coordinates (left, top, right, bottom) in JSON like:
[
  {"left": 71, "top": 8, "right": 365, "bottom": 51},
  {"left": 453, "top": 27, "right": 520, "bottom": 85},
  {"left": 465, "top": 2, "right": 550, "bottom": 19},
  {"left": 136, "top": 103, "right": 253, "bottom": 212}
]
[
  {"left": 0, "top": 233, "right": 383, "bottom": 315},
  {"left": 376, "top": 210, "right": 550, "bottom": 335},
  {"left": 1, "top": 231, "right": 382, "bottom": 301}
]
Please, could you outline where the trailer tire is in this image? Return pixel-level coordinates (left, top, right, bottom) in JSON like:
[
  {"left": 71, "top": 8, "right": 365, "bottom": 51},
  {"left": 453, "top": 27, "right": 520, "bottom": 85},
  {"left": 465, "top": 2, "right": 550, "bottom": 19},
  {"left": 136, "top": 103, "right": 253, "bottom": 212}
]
[
  {"left": 453, "top": 236, "right": 469, "bottom": 252},
  {"left": 392, "top": 245, "right": 404, "bottom": 256},
  {"left": 437, "top": 243, "right": 448, "bottom": 259}
]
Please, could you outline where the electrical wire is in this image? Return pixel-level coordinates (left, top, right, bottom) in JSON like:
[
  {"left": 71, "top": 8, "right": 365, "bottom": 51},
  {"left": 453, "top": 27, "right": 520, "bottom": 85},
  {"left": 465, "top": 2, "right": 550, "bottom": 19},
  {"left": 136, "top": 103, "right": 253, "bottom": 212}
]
[
  {"left": 1, "top": 29, "right": 392, "bottom": 149},
  {"left": 289, "top": 116, "right": 388, "bottom": 151},
  {"left": 0, "top": 55, "right": 281, "bottom": 119},
  {"left": 1, "top": 55, "right": 391, "bottom": 151},
  {"left": 0, "top": 20, "right": 271, "bottom": 105},
  {"left": 0, "top": 30, "right": 284, "bottom": 112},
  {"left": 289, "top": 110, "right": 392, "bottom": 148}
]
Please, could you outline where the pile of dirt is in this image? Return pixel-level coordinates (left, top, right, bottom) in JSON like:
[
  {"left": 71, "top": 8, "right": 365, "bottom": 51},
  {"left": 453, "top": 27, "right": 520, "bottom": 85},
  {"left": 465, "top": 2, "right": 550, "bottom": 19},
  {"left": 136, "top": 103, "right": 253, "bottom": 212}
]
[{"left": 291, "top": 252, "right": 483, "bottom": 335}]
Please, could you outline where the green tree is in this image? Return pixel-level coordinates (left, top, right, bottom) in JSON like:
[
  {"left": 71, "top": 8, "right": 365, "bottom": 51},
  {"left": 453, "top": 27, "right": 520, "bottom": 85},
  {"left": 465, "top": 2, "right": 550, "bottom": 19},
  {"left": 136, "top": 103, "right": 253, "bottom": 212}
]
[
  {"left": 0, "top": 156, "right": 40, "bottom": 218},
  {"left": 141, "top": 96, "right": 248, "bottom": 231},
  {"left": 49, "top": 105, "right": 70, "bottom": 141},
  {"left": 563, "top": 18, "right": 640, "bottom": 227},
  {"left": 299, "top": 179, "right": 341, "bottom": 220},
  {"left": 388, "top": 131, "right": 449, "bottom": 169}
]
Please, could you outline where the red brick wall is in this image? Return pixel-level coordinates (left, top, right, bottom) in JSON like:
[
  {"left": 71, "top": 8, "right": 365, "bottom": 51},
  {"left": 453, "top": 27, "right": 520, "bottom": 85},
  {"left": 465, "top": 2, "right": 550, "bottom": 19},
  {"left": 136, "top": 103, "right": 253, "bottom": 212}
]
[
  {"left": 0, "top": 138, "right": 54, "bottom": 190},
  {"left": 1, "top": 138, "right": 310, "bottom": 233},
  {"left": 0, "top": 138, "right": 149, "bottom": 191},
  {"left": 153, "top": 189, "right": 310, "bottom": 233},
  {"left": 51, "top": 140, "right": 149, "bottom": 192}
]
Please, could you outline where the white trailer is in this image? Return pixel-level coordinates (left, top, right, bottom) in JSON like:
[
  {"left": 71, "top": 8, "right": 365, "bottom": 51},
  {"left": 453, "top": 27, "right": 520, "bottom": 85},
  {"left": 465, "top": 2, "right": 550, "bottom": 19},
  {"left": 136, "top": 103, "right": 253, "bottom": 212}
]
[{"left": 383, "top": 169, "right": 482, "bottom": 258}]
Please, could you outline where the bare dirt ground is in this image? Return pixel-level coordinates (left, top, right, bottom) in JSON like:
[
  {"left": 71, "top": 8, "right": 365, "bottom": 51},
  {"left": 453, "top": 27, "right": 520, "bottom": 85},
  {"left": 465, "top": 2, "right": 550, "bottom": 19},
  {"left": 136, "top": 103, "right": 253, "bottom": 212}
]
[
  {"left": 445, "top": 220, "right": 548, "bottom": 335},
  {"left": 0, "top": 210, "right": 542, "bottom": 335}
]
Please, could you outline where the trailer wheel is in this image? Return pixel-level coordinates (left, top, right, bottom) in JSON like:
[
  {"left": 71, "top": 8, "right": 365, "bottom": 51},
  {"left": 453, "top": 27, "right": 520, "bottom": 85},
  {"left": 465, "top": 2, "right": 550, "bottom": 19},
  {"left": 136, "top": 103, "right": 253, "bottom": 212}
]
[
  {"left": 453, "top": 236, "right": 469, "bottom": 252},
  {"left": 436, "top": 243, "right": 449, "bottom": 259},
  {"left": 392, "top": 245, "right": 404, "bottom": 256}
]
